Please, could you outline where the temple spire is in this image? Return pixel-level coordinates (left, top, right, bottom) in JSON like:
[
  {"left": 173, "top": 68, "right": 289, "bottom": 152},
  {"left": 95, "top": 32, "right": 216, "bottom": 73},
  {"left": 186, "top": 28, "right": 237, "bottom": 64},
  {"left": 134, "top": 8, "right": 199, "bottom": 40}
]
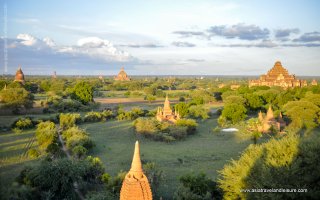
[{"left": 130, "top": 141, "right": 143, "bottom": 173}]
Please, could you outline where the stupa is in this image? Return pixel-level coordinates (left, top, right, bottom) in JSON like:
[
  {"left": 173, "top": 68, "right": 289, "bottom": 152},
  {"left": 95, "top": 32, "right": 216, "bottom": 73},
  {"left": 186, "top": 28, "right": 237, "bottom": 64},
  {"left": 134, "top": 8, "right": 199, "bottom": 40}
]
[
  {"left": 120, "top": 141, "right": 152, "bottom": 200},
  {"left": 156, "top": 95, "right": 180, "bottom": 123},
  {"left": 52, "top": 71, "right": 57, "bottom": 79},
  {"left": 249, "top": 61, "right": 307, "bottom": 89},
  {"left": 14, "top": 66, "right": 25, "bottom": 84},
  {"left": 114, "top": 67, "right": 131, "bottom": 81},
  {"left": 258, "top": 106, "right": 286, "bottom": 133},
  {"left": 311, "top": 79, "right": 318, "bottom": 86}
]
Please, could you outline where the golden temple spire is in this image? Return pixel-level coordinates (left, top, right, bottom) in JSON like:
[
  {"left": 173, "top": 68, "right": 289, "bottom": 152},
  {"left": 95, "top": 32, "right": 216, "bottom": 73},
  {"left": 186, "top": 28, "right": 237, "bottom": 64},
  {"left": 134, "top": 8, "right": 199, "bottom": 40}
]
[
  {"left": 266, "top": 105, "right": 274, "bottom": 120},
  {"left": 130, "top": 141, "right": 143, "bottom": 174},
  {"left": 120, "top": 141, "right": 152, "bottom": 200}
]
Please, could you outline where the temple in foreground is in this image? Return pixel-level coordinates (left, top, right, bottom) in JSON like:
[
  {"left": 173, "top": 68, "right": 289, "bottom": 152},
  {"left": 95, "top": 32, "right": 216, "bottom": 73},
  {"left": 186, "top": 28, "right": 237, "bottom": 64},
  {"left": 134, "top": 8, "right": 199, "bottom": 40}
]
[
  {"left": 258, "top": 106, "right": 286, "bottom": 133},
  {"left": 14, "top": 67, "right": 25, "bottom": 84},
  {"left": 249, "top": 61, "right": 307, "bottom": 89},
  {"left": 114, "top": 67, "right": 131, "bottom": 81},
  {"left": 156, "top": 96, "right": 180, "bottom": 123},
  {"left": 120, "top": 141, "right": 152, "bottom": 200}
]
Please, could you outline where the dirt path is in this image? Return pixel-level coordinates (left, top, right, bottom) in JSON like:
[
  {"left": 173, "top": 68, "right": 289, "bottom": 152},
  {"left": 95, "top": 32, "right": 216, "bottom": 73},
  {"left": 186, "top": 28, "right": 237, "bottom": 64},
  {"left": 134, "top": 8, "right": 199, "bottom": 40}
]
[{"left": 57, "top": 126, "right": 84, "bottom": 200}]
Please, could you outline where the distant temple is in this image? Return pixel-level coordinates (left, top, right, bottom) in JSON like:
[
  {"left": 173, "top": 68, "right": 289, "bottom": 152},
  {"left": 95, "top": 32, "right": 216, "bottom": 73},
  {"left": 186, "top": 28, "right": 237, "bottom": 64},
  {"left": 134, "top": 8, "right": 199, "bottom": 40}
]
[
  {"left": 156, "top": 95, "right": 180, "bottom": 123},
  {"left": 258, "top": 106, "right": 286, "bottom": 133},
  {"left": 52, "top": 71, "right": 57, "bottom": 79},
  {"left": 114, "top": 67, "right": 131, "bottom": 81},
  {"left": 120, "top": 141, "right": 152, "bottom": 200},
  {"left": 14, "top": 66, "right": 25, "bottom": 84},
  {"left": 311, "top": 79, "right": 318, "bottom": 86},
  {"left": 249, "top": 61, "right": 307, "bottom": 89}
]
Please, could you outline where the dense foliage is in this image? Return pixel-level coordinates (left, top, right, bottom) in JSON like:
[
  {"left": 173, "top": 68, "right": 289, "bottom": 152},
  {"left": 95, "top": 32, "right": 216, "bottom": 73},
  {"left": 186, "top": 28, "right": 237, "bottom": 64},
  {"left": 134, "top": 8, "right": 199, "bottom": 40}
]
[{"left": 219, "top": 133, "right": 320, "bottom": 199}]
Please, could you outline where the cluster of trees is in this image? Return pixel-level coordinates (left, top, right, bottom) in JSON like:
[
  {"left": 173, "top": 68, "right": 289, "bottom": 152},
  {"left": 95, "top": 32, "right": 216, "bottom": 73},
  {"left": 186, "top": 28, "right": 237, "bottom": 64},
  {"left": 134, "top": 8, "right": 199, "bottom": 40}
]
[
  {"left": 134, "top": 118, "right": 198, "bottom": 142},
  {"left": 0, "top": 83, "right": 34, "bottom": 113},
  {"left": 219, "top": 133, "right": 320, "bottom": 199},
  {"left": 60, "top": 113, "right": 94, "bottom": 158},
  {"left": 174, "top": 173, "right": 222, "bottom": 200},
  {"left": 218, "top": 85, "right": 320, "bottom": 132}
]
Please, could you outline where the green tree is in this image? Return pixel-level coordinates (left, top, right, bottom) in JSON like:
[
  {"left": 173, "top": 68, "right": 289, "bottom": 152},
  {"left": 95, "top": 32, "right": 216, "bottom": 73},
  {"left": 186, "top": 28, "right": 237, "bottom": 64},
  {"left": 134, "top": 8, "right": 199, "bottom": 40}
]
[
  {"left": 283, "top": 100, "right": 320, "bottom": 130},
  {"left": 219, "top": 133, "right": 320, "bottom": 200},
  {"left": 174, "top": 173, "right": 220, "bottom": 200},
  {"left": 35, "top": 121, "right": 57, "bottom": 151},
  {"left": 188, "top": 105, "right": 209, "bottom": 119},
  {"left": 0, "top": 87, "right": 33, "bottom": 113},
  {"left": 72, "top": 81, "right": 94, "bottom": 104},
  {"left": 221, "top": 103, "right": 247, "bottom": 124},
  {"left": 174, "top": 102, "right": 189, "bottom": 117},
  {"left": 244, "top": 93, "right": 263, "bottom": 110},
  {"left": 143, "top": 162, "right": 164, "bottom": 198}
]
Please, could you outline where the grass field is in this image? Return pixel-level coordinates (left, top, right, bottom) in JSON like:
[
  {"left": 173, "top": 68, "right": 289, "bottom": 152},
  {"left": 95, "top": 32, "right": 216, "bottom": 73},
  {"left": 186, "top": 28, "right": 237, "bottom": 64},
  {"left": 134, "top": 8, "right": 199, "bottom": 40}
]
[
  {"left": 80, "top": 116, "right": 252, "bottom": 199},
  {"left": 0, "top": 129, "right": 40, "bottom": 195}
]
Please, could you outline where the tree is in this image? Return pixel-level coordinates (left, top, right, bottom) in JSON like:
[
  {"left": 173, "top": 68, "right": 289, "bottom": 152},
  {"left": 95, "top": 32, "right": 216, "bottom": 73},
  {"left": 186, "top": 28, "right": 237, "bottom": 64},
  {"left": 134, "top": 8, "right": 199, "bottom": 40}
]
[
  {"left": 224, "top": 95, "right": 246, "bottom": 105},
  {"left": 145, "top": 95, "right": 156, "bottom": 103},
  {"left": 244, "top": 93, "right": 263, "bottom": 110},
  {"left": 190, "top": 90, "right": 215, "bottom": 105},
  {"left": 35, "top": 121, "right": 58, "bottom": 151},
  {"left": 0, "top": 87, "right": 33, "bottom": 113},
  {"left": 245, "top": 118, "right": 263, "bottom": 144},
  {"left": 283, "top": 100, "right": 320, "bottom": 130},
  {"left": 174, "top": 173, "right": 221, "bottom": 200},
  {"left": 188, "top": 105, "right": 209, "bottom": 119},
  {"left": 72, "top": 81, "right": 94, "bottom": 104},
  {"left": 143, "top": 162, "right": 164, "bottom": 198},
  {"left": 221, "top": 103, "right": 247, "bottom": 124},
  {"left": 175, "top": 102, "right": 189, "bottom": 117},
  {"left": 219, "top": 133, "right": 320, "bottom": 200}
]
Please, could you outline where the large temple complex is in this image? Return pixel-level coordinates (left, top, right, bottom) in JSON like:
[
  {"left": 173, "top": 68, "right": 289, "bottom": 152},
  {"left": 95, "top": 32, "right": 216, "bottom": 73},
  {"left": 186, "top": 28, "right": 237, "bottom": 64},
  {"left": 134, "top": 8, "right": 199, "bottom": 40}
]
[
  {"left": 120, "top": 141, "right": 152, "bottom": 200},
  {"left": 114, "top": 67, "right": 131, "bottom": 81},
  {"left": 258, "top": 106, "right": 286, "bottom": 133},
  {"left": 249, "top": 61, "right": 307, "bottom": 89},
  {"left": 156, "top": 96, "right": 180, "bottom": 123},
  {"left": 14, "top": 67, "right": 25, "bottom": 84}
]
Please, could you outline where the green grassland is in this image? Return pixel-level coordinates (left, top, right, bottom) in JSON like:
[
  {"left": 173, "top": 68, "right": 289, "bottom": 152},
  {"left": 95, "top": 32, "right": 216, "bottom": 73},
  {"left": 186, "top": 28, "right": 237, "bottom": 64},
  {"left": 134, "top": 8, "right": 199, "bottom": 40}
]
[
  {"left": 80, "top": 116, "right": 252, "bottom": 198},
  {"left": 0, "top": 129, "right": 40, "bottom": 194}
]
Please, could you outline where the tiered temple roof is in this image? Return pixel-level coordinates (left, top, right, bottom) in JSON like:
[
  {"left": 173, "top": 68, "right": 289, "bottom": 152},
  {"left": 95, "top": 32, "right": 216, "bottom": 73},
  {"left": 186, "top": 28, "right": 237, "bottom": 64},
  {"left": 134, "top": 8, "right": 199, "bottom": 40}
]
[
  {"left": 120, "top": 141, "right": 152, "bottom": 200},
  {"left": 14, "top": 66, "right": 25, "bottom": 84},
  {"left": 249, "top": 61, "right": 307, "bottom": 88},
  {"left": 114, "top": 67, "right": 131, "bottom": 81},
  {"left": 156, "top": 95, "right": 180, "bottom": 123}
]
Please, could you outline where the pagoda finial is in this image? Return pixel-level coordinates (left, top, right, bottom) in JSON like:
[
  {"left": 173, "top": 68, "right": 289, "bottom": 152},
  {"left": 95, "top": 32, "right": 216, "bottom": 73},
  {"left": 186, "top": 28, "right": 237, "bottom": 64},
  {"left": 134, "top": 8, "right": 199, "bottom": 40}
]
[
  {"left": 130, "top": 141, "right": 143, "bottom": 173},
  {"left": 121, "top": 66, "right": 124, "bottom": 71}
]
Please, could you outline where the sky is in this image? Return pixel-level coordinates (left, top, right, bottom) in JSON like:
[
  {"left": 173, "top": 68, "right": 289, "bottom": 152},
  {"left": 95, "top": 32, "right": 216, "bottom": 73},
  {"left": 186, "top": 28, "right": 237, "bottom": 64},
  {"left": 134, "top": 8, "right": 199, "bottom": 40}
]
[{"left": 0, "top": 0, "right": 320, "bottom": 75}]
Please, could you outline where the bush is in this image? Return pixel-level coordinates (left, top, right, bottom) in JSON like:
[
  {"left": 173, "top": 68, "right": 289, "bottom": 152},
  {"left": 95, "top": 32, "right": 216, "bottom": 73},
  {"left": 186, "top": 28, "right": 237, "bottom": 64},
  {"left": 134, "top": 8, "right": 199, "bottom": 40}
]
[
  {"left": 188, "top": 105, "right": 209, "bottom": 119},
  {"left": 169, "top": 126, "right": 188, "bottom": 140},
  {"left": 134, "top": 118, "right": 159, "bottom": 135},
  {"left": 12, "top": 128, "right": 23, "bottom": 133},
  {"left": 62, "top": 127, "right": 94, "bottom": 150},
  {"left": 72, "top": 145, "right": 88, "bottom": 159},
  {"left": 27, "top": 148, "right": 40, "bottom": 158},
  {"left": 60, "top": 113, "right": 81, "bottom": 129},
  {"left": 174, "top": 173, "right": 220, "bottom": 200},
  {"left": 218, "top": 133, "right": 320, "bottom": 199},
  {"left": 13, "top": 118, "right": 34, "bottom": 130},
  {"left": 36, "top": 121, "right": 57, "bottom": 151},
  {"left": 176, "top": 119, "right": 198, "bottom": 134},
  {"left": 84, "top": 111, "right": 103, "bottom": 122}
]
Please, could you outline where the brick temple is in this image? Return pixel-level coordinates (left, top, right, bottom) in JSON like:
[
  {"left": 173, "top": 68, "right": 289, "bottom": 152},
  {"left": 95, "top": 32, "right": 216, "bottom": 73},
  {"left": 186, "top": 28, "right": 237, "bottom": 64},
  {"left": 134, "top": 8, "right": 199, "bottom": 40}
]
[
  {"left": 249, "top": 61, "right": 307, "bottom": 88},
  {"left": 114, "top": 67, "right": 131, "bottom": 81}
]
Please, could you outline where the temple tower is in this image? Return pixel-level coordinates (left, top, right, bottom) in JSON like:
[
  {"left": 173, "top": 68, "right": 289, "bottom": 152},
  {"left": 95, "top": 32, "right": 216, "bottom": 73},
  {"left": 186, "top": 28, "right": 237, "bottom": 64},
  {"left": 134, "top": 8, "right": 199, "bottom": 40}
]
[
  {"left": 120, "top": 141, "right": 152, "bottom": 200},
  {"left": 14, "top": 66, "right": 25, "bottom": 84},
  {"left": 114, "top": 67, "right": 131, "bottom": 81}
]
